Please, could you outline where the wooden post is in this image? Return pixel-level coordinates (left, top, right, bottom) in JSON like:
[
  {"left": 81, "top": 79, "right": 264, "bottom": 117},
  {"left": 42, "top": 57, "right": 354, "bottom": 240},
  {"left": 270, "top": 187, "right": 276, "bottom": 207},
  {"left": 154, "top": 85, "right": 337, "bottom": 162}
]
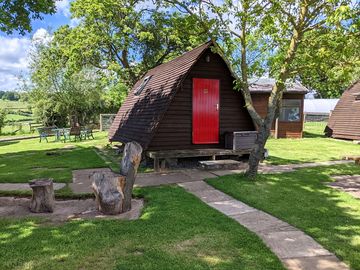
[
  {"left": 154, "top": 157, "right": 160, "bottom": 172},
  {"left": 29, "top": 179, "right": 55, "bottom": 213},
  {"left": 120, "top": 141, "right": 143, "bottom": 212}
]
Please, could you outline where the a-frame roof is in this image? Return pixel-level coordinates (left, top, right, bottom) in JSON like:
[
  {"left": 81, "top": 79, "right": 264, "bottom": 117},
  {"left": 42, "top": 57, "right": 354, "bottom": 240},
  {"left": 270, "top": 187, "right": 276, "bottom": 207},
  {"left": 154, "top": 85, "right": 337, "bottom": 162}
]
[
  {"left": 327, "top": 80, "right": 360, "bottom": 140},
  {"left": 108, "top": 41, "right": 213, "bottom": 147}
]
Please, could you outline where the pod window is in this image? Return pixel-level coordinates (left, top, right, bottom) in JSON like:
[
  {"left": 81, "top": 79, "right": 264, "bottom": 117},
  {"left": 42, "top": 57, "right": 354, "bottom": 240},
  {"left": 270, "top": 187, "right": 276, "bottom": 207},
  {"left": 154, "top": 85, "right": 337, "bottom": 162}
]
[{"left": 134, "top": 76, "right": 151, "bottom": 96}]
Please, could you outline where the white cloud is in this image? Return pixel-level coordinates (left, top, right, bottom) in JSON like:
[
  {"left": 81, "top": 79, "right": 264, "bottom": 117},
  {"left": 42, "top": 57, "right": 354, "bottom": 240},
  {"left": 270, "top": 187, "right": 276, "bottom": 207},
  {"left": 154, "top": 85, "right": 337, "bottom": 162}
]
[
  {"left": 0, "top": 36, "right": 31, "bottom": 90},
  {"left": 56, "top": 0, "right": 71, "bottom": 17},
  {"left": 0, "top": 28, "right": 53, "bottom": 90}
]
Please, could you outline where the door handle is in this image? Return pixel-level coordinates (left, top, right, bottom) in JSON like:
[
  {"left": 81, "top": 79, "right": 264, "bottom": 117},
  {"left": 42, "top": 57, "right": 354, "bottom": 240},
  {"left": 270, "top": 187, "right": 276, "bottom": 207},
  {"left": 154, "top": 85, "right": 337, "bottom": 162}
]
[{"left": 216, "top": 104, "right": 219, "bottom": 111}]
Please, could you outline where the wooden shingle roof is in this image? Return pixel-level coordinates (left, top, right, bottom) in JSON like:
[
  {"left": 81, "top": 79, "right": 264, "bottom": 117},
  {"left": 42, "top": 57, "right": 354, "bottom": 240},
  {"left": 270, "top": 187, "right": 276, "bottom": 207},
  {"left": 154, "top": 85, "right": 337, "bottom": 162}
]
[
  {"left": 108, "top": 41, "right": 213, "bottom": 147},
  {"left": 327, "top": 80, "right": 360, "bottom": 140}
]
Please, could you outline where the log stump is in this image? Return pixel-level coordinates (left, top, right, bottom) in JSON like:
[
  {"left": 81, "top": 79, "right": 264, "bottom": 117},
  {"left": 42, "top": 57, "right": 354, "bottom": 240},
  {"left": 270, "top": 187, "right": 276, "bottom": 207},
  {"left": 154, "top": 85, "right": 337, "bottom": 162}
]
[
  {"left": 91, "top": 141, "right": 142, "bottom": 215},
  {"left": 29, "top": 179, "right": 55, "bottom": 213},
  {"left": 92, "top": 173, "right": 124, "bottom": 215}
]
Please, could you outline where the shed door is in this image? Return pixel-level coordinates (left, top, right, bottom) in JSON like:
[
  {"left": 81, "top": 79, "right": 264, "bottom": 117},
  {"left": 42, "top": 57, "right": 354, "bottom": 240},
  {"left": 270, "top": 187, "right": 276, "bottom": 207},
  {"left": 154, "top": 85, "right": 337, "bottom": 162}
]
[{"left": 192, "top": 78, "right": 220, "bottom": 144}]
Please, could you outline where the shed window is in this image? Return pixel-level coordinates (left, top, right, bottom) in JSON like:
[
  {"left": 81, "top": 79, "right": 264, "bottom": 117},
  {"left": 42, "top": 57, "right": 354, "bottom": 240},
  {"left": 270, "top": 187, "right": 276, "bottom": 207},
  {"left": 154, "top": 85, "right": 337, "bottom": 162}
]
[
  {"left": 279, "top": 99, "right": 301, "bottom": 122},
  {"left": 355, "top": 93, "right": 360, "bottom": 100},
  {"left": 134, "top": 76, "right": 151, "bottom": 96}
]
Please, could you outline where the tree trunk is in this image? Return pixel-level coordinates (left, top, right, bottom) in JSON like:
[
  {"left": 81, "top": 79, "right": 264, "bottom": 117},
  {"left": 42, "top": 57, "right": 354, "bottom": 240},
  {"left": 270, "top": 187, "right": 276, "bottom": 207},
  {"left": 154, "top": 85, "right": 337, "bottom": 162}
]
[
  {"left": 246, "top": 118, "right": 273, "bottom": 178},
  {"left": 120, "top": 141, "right": 143, "bottom": 212},
  {"left": 29, "top": 179, "right": 55, "bottom": 213}
]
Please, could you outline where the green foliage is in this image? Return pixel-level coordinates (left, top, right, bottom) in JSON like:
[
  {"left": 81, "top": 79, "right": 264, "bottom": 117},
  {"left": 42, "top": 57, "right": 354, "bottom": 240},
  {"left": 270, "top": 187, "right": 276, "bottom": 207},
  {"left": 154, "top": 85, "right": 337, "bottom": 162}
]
[
  {"left": 0, "top": 0, "right": 56, "bottom": 34},
  {"left": 49, "top": 0, "right": 207, "bottom": 86},
  {"left": 0, "top": 109, "right": 6, "bottom": 134}
]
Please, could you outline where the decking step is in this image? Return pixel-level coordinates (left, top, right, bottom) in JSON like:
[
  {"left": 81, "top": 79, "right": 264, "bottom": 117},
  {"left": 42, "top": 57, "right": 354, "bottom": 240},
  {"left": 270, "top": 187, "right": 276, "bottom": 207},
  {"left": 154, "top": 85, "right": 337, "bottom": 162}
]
[{"left": 199, "top": 160, "right": 245, "bottom": 170}]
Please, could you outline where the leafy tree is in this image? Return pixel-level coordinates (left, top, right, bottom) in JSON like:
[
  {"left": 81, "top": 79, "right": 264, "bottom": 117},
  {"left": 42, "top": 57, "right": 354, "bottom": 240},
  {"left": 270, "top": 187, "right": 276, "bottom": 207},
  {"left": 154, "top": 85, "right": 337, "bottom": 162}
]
[
  {"left": 2, "top": 91, "right": 20, "bottom": 101},
  {"left": 294, "top": 24, "right": 360, "bottom": 97},
  {"left": 48, "top": 0, "right": 208, "bottom": 86},
  {"left": 163, "top": 0, "right": 359, "bottom": 177},
  {"left": 0, "top": 0, "right": 56, "bottom": 34},
  {"left": 0, "top": 109, "right": 6, "bottom": 134}
]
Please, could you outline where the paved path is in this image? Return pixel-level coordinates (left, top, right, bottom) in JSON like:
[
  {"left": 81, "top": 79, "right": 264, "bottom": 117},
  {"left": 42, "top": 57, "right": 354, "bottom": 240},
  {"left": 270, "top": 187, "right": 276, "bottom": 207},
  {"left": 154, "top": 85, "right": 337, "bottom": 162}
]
[
  {"left": 328, "top": 174, "right": 360, "bottom": 199},
  {"left": 0, "top": 183, "right": 66, "bottom": 191},
  {"left": 179, "top": 181, "right": 349, "bottom": 270}
]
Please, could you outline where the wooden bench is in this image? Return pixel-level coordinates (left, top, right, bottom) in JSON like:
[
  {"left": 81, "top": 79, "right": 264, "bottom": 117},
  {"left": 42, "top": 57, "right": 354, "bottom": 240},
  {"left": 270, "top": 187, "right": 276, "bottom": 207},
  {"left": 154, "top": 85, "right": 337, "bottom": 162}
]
[
  {"left": 146, "top": 148, "right": 251, "bottom": 172},
  {"left": 343, "top": 156, "right": 360, "bottom": 165}
]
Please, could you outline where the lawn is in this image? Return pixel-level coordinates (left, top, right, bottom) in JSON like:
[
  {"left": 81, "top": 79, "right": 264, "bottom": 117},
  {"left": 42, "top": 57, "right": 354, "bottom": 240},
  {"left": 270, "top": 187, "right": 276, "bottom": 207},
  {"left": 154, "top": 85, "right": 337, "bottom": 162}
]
[
  {"left": 207, "top": 164, "right": 360, "bottom": 270},
  {"left": 266, "top": 122, "right": 360, "bottom": 164},
  {"left": 0, "top": 186, "right": 285, "bottom": 270},
  {"left": 0, "top": 132, "right": 114, "bottom": 184}
]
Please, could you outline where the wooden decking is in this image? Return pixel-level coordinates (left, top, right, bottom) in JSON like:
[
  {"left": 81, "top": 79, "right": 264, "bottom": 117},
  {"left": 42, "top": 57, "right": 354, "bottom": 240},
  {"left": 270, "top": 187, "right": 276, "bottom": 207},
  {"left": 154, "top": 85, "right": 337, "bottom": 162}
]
[{"left": 146, "top": 148, "right": 251, "bottom": 172}]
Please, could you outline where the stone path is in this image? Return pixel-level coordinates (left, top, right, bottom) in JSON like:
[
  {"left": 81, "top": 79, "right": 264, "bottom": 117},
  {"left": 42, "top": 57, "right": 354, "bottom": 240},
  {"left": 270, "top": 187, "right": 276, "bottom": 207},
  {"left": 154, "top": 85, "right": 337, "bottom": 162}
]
[
  {"left": 0, "top": 182, "right": 66, "bottom": 191},
  {"left": 63, "top": 160, "right": 353, "bottom": 194},
  {"left": 328, "top": 175, "right": 360, "bottom": 199},
  {"left": 179, "top": 181, "right": 349, "bottom": 270}
]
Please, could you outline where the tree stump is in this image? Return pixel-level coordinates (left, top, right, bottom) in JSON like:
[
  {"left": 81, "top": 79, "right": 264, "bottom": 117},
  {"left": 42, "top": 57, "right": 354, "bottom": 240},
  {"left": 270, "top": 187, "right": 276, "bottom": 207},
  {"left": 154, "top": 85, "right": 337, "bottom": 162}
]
[
  {"left": 29, "top": 179, "right": 55, "bottom": 213},
  {"left": 92, "top": 172, "right": 124, "bottom": 215},
  {"left": 92, "top": 141, "right": 143, "bottom": 215}
]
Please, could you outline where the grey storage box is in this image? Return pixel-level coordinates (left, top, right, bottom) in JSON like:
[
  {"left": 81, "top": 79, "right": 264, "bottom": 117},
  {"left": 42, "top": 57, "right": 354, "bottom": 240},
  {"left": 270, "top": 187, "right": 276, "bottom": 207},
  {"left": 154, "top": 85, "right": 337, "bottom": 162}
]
[{"left": 225, "top": 131, "right": 258, "bottom": 150}]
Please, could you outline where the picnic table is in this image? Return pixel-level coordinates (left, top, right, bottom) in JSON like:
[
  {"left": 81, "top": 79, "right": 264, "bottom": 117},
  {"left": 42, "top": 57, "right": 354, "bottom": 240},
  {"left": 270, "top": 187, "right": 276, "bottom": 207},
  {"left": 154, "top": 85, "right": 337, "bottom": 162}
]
[{"left": 38, "top": 126, "right": 94, "bottom": 143}]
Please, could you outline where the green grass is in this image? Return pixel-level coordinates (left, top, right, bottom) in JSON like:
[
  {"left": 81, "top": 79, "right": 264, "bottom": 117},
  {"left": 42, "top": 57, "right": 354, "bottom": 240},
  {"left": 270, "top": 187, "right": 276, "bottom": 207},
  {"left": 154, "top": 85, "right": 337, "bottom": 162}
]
[
  {"left": 5, "top": 113, "right": 33, "bottom": 122},
  {"left": 266, "top": 122, "right": 360, "bottom": 164},
  {"left": 0, "top": 100, "right": 29, "bottom": 110},
  {"left": 0, "top": 132, "right": 113, "bottom": 184},
  {"left": 207, "top": 164, "right": 360, "bottom": 270},
  {"left": 0, "top": 186, "right": 285, "bottom": 270}
]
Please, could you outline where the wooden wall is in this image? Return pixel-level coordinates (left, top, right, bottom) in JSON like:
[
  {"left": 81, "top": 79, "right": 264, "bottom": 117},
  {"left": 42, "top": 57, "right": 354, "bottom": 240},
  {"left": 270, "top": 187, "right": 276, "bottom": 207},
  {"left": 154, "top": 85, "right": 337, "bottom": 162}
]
[
  {"left": 252, "top": 93, "right": 305, "bottom": 138},
  {"left": 147, "top": 49, "right": 255, "bottom": 151}
]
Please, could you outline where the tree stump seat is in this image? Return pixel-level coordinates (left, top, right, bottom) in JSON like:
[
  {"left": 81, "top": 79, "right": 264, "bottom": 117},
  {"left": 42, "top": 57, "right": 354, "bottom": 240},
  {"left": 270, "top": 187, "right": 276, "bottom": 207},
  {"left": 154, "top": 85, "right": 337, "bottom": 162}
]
[
  {"left": 92, "top": 142, "right": 143, "bottom": 215},
  {"left": 29, "top": 179, "right": 55, "bottom": 213}
]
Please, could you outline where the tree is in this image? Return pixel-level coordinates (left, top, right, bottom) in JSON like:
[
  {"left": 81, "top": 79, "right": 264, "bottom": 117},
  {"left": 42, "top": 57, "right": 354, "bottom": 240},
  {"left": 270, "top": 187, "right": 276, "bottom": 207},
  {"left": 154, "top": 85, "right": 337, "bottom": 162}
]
[
  {"left": 50, "top": 0, "right": 208, "bottom": 86},
  {"left": 0, "top": 109, "right": 6, "bottom": 134},
  {"left": 0, "top": 0, "right": 56, "bottom": 34},
  {"left": 162, "top": 0, "right": 359, "bottom": 178}
]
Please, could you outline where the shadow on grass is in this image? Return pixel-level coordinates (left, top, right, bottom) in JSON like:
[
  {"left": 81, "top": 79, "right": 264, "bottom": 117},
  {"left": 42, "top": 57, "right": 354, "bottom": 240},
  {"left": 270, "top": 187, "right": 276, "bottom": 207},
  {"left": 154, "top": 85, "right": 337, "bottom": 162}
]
[
  {"left": 0, "top": 146, "right": 109, "bottom": 184},
  {"left": 0, "top": 141, "right": 19, "bottom": 147},
  {"left": 0, "top": 186, "right": 285, "bottom": 270},
  {"left": 207, "top": 164, "right": 360, "bottom": 270}
]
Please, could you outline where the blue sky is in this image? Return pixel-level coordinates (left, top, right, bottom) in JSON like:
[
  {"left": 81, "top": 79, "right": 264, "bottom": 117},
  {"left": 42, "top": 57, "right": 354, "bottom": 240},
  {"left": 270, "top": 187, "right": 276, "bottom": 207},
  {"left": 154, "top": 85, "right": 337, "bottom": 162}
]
[{"left": 0, "top": 0, "right": 77, "bottom": 91}]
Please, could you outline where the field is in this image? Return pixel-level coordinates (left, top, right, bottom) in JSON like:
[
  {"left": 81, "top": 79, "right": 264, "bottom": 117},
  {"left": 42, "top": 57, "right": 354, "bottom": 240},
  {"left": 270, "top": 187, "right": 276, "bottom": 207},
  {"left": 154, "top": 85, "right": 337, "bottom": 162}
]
[{"left": 0, "top": 100, "right": 34, "bottom": 137}]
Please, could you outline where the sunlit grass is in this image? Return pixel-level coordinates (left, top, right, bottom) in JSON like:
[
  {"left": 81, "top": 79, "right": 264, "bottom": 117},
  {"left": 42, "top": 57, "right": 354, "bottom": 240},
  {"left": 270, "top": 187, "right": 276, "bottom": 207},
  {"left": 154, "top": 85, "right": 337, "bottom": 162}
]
[
  {"left": 207, "top": 164, "right": 360, "bottom": 270},
  {"left": 0, "top": 186, "right": 285, "bottom": 270}
]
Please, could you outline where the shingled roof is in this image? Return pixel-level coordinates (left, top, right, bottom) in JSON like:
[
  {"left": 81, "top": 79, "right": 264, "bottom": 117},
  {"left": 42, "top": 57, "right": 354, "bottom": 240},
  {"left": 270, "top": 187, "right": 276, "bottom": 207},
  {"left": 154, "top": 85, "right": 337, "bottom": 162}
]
[
  {"left": 326, "top": 80, "right": 360, "bottom": 140},
  {"left": 109, "top": 41, "right": 308, "bottom": 148},
  {"left": 108, "top": 41, "right": 213, "bottom": 147}
]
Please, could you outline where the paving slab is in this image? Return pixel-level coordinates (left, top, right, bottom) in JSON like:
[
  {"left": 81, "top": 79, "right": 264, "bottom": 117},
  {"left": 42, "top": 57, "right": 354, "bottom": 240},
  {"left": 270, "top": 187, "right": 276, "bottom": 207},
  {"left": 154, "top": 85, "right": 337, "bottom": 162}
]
[
  {"left": 70, "top": 168, "right": 113, "bottom": 193},
  {"left": 328, "top": 174, "right": 360, "bottom": 199},
  {"left": 188, "top": 189, "right": 234, "bottom": 203},
  {"left": 283, "top": 255, "right": 349, "bottom": 270},
  {"left": 231, "top": 211, "right": 296, "bottom": 234},
  {"left": 178, "top": 181, "right": 214, "bottom": 192},
  {"left": 208, "top": 200, "right": 257, "bottom": 216},
  {"left": 0, "top": 183, "right": 66, "bottom": 191},
  {"left": 260, "top": 230, "right": 332, "bottom": 259},
  {"left": 210, "top": 169, "right": 246, "bottom": 177}
]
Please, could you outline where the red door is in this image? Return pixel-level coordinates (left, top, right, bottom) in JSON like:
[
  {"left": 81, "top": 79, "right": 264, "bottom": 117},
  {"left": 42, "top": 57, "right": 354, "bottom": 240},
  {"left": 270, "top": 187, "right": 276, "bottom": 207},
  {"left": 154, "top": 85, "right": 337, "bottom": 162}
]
[{"left": 192, "top": 78, "right": 220, "bottom": 144}]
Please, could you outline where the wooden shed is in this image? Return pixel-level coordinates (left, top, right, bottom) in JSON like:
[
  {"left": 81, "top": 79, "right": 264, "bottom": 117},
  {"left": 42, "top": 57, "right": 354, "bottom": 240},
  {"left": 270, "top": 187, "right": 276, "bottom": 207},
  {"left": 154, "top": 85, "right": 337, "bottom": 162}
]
[
  {"left": 109, "top": 41, "right": 307, "bottom": 164},
  {"left": 326, "top": 80, "right": 360, "bottom": 140}
]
